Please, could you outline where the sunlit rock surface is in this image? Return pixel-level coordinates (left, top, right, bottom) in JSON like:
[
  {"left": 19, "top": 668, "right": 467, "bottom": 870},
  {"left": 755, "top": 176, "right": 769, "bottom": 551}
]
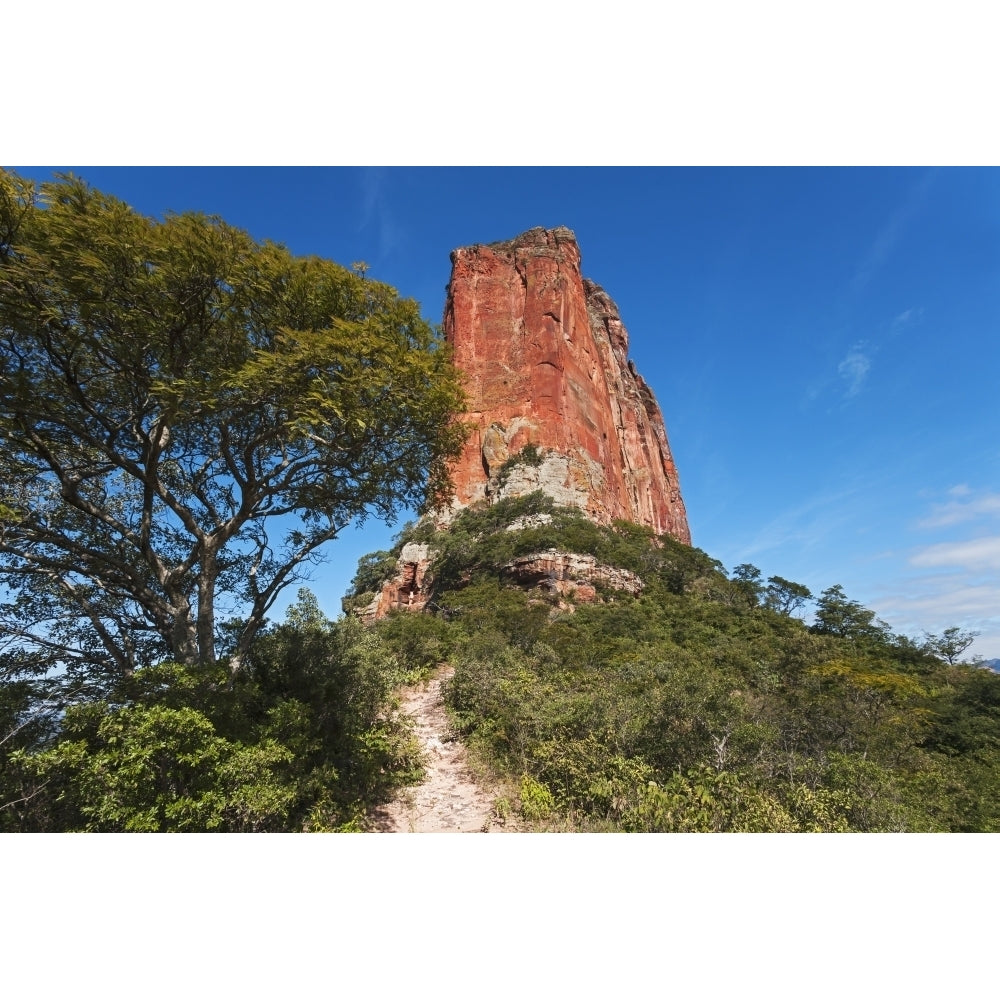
[
  {"left": 368, "top": 227, "right": 690, "bottom": 619},
  {"left": 442, "top": 226, "right": 689, "bottom": 542}
]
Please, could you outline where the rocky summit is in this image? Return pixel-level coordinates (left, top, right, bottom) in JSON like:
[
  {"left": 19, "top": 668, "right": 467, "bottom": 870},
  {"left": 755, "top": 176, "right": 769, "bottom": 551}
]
[
  {"left": 442, "top": 226, "right": 688, "bottom": 541},
  {"left": 367, "top": 226, "right": 690, "bottom": 619}
]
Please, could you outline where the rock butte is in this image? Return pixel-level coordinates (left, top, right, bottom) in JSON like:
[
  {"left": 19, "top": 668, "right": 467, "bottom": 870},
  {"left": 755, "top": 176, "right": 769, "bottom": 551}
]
[
  {"left": 444, "top": 225, "right": 689, "bottom": 541},
  {"left": 368, "top": 226, "right": 690, "bottom": 618}
]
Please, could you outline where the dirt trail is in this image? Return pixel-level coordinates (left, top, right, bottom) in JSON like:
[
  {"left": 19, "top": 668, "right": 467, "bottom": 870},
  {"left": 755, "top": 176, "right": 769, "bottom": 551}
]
[{"left": 369, "top": 665, "right": 510, "bottom": 833}]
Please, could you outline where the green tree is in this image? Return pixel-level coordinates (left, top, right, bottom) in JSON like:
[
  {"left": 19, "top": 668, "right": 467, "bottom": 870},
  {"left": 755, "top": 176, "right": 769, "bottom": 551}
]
[
  {"left": 763, "top": 575, "right": 812, "bottom": 616},
  {"left": 728, "top": 563, "right": 764, "bottom": 608},
  {"left": 0, "top": 169, "right": 466, "bottom": 684},
  {"left": 925, "top": 626, "right": 979, "bottom": 666},
  {"left": 810, "top": 585, "right": 888, "bottom": 645},
  {"left": 11, "top": 701, "right": 298, "bottom": 832}
]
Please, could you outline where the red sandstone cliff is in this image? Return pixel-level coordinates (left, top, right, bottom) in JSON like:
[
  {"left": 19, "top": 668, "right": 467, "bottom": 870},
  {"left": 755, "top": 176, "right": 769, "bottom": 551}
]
[
  {"left": 359, "top": 226, "right": 690, "bottom": 620},
  {"left": 442, "top": 226, "right": 690, "bottom": 543}
]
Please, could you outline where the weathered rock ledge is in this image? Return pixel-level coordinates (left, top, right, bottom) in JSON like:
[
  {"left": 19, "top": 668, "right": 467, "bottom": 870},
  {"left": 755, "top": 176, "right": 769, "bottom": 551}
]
[
  {"left": 359, "top": 542, "right": 435, "bottom": 622},
  {"left": 501, "top": 550, "right": 644, "bottom": 603}
]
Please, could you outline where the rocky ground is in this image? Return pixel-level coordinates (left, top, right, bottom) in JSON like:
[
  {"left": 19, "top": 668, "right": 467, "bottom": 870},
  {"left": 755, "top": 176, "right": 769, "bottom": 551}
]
[{"left": 368, "top": 666, "right": 516, "bottom": 833}]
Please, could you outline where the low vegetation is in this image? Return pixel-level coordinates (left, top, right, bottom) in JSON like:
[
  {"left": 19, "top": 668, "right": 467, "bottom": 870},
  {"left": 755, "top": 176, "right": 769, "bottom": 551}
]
[
  {"left": 5, "top": 490, "right": 993, "bottom": 832},
  {"left": 355, "top": 493, "right": 998, "bottom": 832}
]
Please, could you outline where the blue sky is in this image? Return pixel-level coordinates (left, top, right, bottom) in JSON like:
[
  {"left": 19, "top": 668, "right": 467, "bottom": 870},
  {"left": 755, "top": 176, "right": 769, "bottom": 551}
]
[{"left": 14, "top": 167, "right": 1000, "bottom": 657}]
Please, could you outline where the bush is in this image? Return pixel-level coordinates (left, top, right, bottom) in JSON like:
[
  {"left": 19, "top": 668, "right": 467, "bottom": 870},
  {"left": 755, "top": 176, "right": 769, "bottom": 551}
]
[
  {"left": 519, "top": 774, "right": 555, "bottom": 821},
  {"left": 13, "top": 703, "right": 297, "bottom": 832},
  {"left": 3, "top": 594, "right": 424, "bottom": 831}
]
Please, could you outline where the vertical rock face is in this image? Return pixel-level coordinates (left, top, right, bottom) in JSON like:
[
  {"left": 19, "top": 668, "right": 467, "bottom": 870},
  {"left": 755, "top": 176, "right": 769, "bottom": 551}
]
[
  {"left": 363, "top": 543, "right": 434, "bottom": 620},
  {"left": 358, "top": 226, "right": 691, "bottom": 621},
  {"left": 442, "top": 226, "right": 690, "bottom": 544}
]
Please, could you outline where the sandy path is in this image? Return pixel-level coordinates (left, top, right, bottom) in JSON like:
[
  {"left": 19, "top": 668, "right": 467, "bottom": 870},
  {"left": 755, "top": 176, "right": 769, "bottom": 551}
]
[{"left": 369, "top": 666, "right": 508, "bottom": 833}]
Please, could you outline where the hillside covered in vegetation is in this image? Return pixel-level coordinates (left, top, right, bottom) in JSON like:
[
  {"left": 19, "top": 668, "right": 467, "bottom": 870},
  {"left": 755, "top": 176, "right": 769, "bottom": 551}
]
[
  {"left": 6, "top": 493, "right": 995, "bottom": 832},
  {"left": 349, "top": 492, "right": 999, "bottom": 832}
]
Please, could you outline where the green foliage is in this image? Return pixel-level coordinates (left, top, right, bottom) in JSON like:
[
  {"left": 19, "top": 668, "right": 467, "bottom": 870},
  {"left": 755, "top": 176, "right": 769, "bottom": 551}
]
[
  {"left": 764, "top": 575, "right": 813, "bottom": 616},
  {"left": 351, "top": 549, "right": 396, "bottom": 594},
  {"left": 373, "top": 611, "right": 453, "bottom": 679},
  {"left": 0, "top": 167, "right": 466, "bottom": 685},
  {"left": 445, "top": 581, "right": 552, "bottom": 650},
  {"left": 15, "top": 702, "right": 297, "bottom": 832},
  {"left": 2, "top": 593, "right": 422, "bottom": 831},
  {"left": 342, "top": 549, "right": 399, "bottom": 613},
  {"left": 924, "top": 626, "right": 979, "bottom": 666},
  {"left": 240, "top": 601, "right": 421, "bottom": 808},
  {"left": 624, "top": 768, "right": 802, "bottom": 833},
  {"left": 354, "top": 503, "right": 1000, "bottom": 832},
  {"left": 393, "top": 517, "right": 440, "bottom": 547},
  {"left": 817, "top": 753, "right": 909, "bottom": 831},
  {"left": 923, "top": 666, "right": 1000, "bottom": 755},
  {"left": 728, "top": 563, "right": 764, "bottom": 608},
  {"left": 810, "top": 585, "right": 890, "bottom": 646},
  {"left": 357, "top": 489, "right": 727, "bottom": 607},
  {"left": 519, "top": 773, "right": 555, "bottom": 821}
]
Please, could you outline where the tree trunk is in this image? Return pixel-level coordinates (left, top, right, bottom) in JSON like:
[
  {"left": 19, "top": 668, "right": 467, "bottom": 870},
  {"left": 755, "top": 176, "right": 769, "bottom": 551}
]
[
  {"left": 167, "top": 592, "right": 199, "bottom": 666},
  {"left": 197, "top": 546, "right": 217, "bottom": 665}
]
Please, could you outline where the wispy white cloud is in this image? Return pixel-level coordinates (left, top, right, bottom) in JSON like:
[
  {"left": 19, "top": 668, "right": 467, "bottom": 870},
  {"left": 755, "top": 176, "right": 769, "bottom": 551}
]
[
  {"left": 850, "top": 171, "right": 935, "bottom": 294},
  {"left": 806, "top": 484, "right": 1000, "bottom": 660},
  {"left": 910, "top": 535, "right": 1000, "bottom": 571},
  {"left": 882, "top": 578, "right": 1000, "bottom": 620},
  {"left": 889, "top": 306, "right": 924, "bottom": 335},
  {"left": 868, "top": 489, "right": 1000, "bottom": 658},
  {"left": 357, "top": 168, "right": 404, "bottom": 261},
  {"left": 917, "top": 490, "right": 1000, "bottom": 529},
  {"left": 808, "top": 304, "right": 919, "bottom": 406},
  {"left": 870, "top": 569, "right": 1000, "bottom": 659},
  {"left": 852, "top": 225, "right": 901, "bottom": 295},
  {"left": 736, "top": 485, "right": 861, "bottom": 561},
  {"left": 730, "top": 480, "right": 1000, "bottom": 658},
  {"left": 837, "top": 342, "right": 872, "bottom": 397}
]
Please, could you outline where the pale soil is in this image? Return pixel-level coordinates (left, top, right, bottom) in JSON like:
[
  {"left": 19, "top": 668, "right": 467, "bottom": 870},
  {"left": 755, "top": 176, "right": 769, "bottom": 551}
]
[{"left": 368, "top": 665, "right": 517, "bottom": 833}]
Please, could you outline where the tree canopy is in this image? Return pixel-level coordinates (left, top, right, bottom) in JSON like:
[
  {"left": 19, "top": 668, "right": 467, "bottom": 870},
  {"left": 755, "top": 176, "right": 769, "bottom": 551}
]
[{"left": 0, "top": 169, "right": 466, "bottom": 685}]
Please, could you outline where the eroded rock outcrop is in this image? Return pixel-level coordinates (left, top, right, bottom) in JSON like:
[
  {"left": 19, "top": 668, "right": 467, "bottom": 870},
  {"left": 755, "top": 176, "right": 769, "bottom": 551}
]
[
  {"left": 442, "top": 226, "right": 690, "bottom": 543},
  {"left": 359, "top": 542, "right": 434, "bottom": 622},
  {"left": 501, "top": 551, "right": 644, "bottom": 603},
  {"left": 364, "top": 227, "right": 689, "bottom": 620}
]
